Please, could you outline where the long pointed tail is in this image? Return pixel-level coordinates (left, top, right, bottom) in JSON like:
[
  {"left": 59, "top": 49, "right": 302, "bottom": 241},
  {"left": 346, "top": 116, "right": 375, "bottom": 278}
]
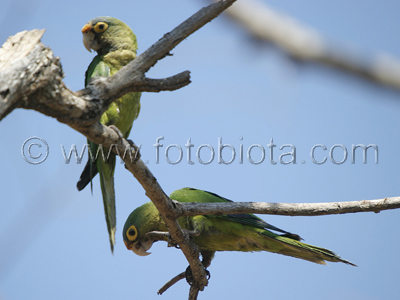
[
  {"left": 262, "top": 231, "right": 356, "bottom": 266},
  {"left": 98, "top": 153, "right": 117, "bottom": 253}
]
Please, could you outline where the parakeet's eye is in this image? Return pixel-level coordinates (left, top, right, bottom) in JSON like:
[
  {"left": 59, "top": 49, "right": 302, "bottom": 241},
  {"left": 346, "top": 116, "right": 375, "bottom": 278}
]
[
  {"left": 94, "top": 22, "right": 108, "bottom": 33},
  {"left": 126, "top": 225, "right": 138, "bottom": 241}
]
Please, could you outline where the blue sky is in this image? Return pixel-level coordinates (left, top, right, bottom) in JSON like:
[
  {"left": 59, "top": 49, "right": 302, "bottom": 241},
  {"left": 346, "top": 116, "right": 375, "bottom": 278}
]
[{"left": 1, "top": 0, "right": 400, "bottom": 299}]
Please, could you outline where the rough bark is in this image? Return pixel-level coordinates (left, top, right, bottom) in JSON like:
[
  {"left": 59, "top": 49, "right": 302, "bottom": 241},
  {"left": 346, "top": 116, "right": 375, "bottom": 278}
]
[
  {"left": 173, "top": 196, "right": 400, "bottom": 218},
  {"left": 1, "top": 1, "right": 400, "bottom": 299},
  {"left": 0, "top": 1, "right": 237, "bottom": 299}
]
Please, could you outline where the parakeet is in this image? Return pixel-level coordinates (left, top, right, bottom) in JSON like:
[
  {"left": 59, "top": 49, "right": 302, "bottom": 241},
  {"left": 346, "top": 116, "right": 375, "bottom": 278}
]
[
  {"left": 123, "top": 188, "right": 355, "bottom": 271},
  {"left": 77, "top": 16, "right": 141, "bottom": 253}
]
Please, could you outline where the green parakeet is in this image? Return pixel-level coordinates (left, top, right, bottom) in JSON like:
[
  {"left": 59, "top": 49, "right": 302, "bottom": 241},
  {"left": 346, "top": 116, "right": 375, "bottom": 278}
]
[
  {"left": 123, "top": 188, "right": 355, "bottom": 270},
  {"left": 77, "top": 17, "right": 141, "bottom": 253}
]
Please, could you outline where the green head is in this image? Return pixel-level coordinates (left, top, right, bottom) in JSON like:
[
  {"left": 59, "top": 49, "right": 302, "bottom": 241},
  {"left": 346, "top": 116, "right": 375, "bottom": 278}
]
[
  {"left": 81, "top": 16, "right": 138, "bottom": 54},
  {"left": 122, "top": 202, "right": 162, "bottom": 256}
]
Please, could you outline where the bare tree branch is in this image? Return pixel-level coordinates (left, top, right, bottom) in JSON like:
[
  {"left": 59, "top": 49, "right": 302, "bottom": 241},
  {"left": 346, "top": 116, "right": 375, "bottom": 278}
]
[
  {"left": 189, "top": 286, "right": 200, "bottom": 300},
  {"left": 0, "top": 29, "right": 48, "bottom": 120},
  {"left": 0, "top": 30, "right": 190, "bottom": 124},
  {"left": 211, "top": 0, "right": 400, "bottom": 90},
  {"left": 173, "top": 196, "right": 400, "bottom": 218},
  {"left": 1, "top": 1, "right": 399, "bottom": 299},
  {"left": 0, "top": 1, "right": 237, "bottom": 299}
]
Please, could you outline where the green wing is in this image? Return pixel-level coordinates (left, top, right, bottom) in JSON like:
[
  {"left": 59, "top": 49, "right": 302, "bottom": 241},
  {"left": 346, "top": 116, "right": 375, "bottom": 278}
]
[
  {"left": 85, "top": 55, "right": 110, "bottom": 86},
  {"left": 170, "top": 188, "right": 355, "bottom": 265},
  {"left": 77, "top": 57, "right": 111, "bottom": 190},
  {"left": 170, "top": 188, "right": 301, "bottom": 240}
]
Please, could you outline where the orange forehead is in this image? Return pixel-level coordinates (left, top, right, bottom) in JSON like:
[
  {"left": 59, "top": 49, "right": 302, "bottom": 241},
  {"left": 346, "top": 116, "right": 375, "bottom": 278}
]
[
  {"left": 81, "top": 24, "right": 92, "bottom": 33},
  {"left": 124, "top": 240, "right": 130, "bottom": 250}
]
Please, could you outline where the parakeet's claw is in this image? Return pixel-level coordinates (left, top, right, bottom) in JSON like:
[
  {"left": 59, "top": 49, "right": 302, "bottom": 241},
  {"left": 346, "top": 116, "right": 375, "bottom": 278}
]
[
  {"left": 165, "top": 233, "right": 179, "bottom": 249},
  {"left": 185, "top": 266, "right": 194, "bottom": 285},
  {"left": 145, "top": 231, "right": 179, "bottom": 248},
  {"left": 185, "top": 266, "right": 210, "bottom": 286},
  {"left": 205, "top": 269, "right": 211, "bottom": 280},
  {"left": 169, "top": 239, "right": 179, "bottom": 249},
  {"left": 126, "top": 139, "right": 135, "bottom": 147},
  {"left": 183, "top": 229, "right": 201, "bottom": 237},
  {"left": 145, "top": 229, "right": 199, "bottom": 249},
  {"left": 108, "top": 126, "right": 141, "bottom": 162},
  {"left": 127, "top": 139, "right": 141, "bottom": 161},
  {"left": 109, "top": 125, "right": 124, "bottom": 139}
]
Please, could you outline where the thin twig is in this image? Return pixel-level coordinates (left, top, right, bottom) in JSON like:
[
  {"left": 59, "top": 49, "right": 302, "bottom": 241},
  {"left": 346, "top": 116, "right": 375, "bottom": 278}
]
[{"left": 157, "top": 272, "right": 186, "bottom": 295}]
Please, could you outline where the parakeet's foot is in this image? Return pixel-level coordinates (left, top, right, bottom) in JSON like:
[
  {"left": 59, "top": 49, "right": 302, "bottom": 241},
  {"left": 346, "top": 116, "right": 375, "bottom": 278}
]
[
  {"left": 126, "top": 139, "right": 141, "bottom": 161},
  {"left": 185, "top": 266, "right": 210, "bottom": 286},
  {"left": 108, "top": 125, "right": 141, "bottom": 162},
  {"left": 108, "top": 125, "right": 124, "bottom": 138},
  {"left": 167, "top": 229, "right": 200, "bottom": 249},
  {"left": 171, "top": 229, "right": 200, "bottom": 249},
  {"left": 145, "top": 231, "right": 179, "bottom": 248},
  {"left": 145, "top": 229, "right": 200, "bottom": 250},
  {"left": 183, "top": 229, "right": 201, "bottom": 237}
]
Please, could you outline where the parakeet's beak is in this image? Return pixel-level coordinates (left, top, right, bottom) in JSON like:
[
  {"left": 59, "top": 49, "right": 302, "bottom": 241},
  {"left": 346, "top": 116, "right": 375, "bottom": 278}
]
[
  {"left": 81, "top": 23, "right": 95, "bottom": 52},
  {"left": 124, "top": 240, "right": 153, "bottom": 257}
]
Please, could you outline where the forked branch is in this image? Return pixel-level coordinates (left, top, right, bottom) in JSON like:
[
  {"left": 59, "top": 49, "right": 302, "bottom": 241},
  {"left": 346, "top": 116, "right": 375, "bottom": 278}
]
[
  {"left": 0, "top": 1, "right": 237, "bottom": 299},
  {"left": 1, "top": 1, "right": 399, "bottom": 300}
]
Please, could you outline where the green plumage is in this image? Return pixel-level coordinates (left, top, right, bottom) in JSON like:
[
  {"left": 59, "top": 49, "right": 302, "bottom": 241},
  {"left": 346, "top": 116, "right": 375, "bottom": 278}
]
[
  {"left": 77, "top": 17, "right": 141, "bottom": 252},
  {"left": 123, "top": 188, "right": 355, "bottom": 267}
]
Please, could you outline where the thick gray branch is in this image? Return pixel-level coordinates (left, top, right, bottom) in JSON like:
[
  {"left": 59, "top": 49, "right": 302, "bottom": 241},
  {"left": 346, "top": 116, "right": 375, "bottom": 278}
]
[
  {"left": 173, "top": 196, "right": 400, "bottom": 218},
  {"left": 0, "top": 29, "right": 53, "bottom": 120},
  {"left": 0, "top": 32, "right": 190, "bottom": 124},
  {"left": 214, "top": 0, "right": 400, "bottom": 90},
  {"left": 103, "top": 127, "right": 210, "bottom": 293},
  {"left": 7, "top": 1, "right": 398, "bottom": 300},
  {"left": 0, "top": 1, "right": 237, "bottom": 298}
]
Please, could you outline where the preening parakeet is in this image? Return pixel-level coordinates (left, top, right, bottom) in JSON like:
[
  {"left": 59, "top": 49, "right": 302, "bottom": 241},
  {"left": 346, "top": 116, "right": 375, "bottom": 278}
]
[
  {"left": 123, "top": 188, "right": 355, "bottom": 269},
  {"left": 77, "top": 16, "right": 141, "bottom": 252}
]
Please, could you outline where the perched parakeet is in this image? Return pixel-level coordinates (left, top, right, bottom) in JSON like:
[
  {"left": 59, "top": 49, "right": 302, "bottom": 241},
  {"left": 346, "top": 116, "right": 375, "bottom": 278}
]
[
  {"left": 77, "top": 16, "right": 141, "bottom": 253},
  {"left": 123, "top": 188, "right": 355, "bottom": 271}
]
